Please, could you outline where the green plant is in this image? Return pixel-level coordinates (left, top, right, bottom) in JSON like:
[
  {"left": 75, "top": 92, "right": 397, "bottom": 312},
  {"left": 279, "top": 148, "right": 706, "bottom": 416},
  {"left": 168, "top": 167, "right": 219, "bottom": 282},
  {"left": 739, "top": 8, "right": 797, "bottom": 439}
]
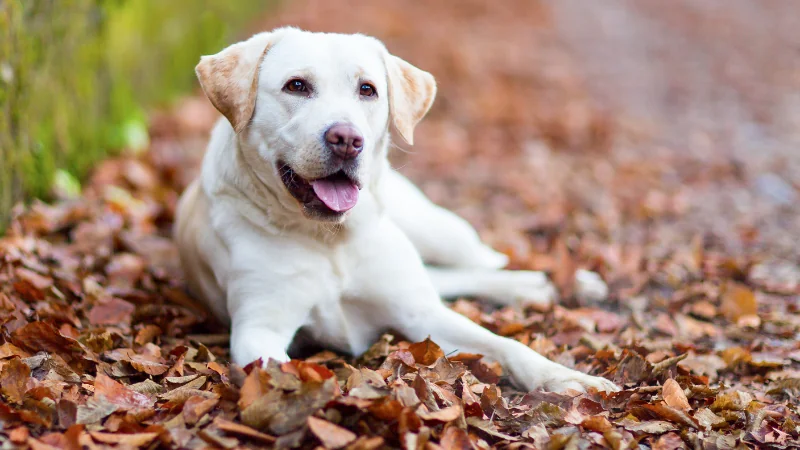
[{"left": 0, "top": 0, "right": 268, "bottom": 231}]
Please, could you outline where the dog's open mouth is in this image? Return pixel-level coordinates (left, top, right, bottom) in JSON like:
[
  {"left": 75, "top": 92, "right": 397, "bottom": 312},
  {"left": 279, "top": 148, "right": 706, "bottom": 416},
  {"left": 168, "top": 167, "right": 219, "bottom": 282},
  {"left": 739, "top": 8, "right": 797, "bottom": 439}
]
[{"left": 278, "top": 162, "right": 360, "bottom": 216}]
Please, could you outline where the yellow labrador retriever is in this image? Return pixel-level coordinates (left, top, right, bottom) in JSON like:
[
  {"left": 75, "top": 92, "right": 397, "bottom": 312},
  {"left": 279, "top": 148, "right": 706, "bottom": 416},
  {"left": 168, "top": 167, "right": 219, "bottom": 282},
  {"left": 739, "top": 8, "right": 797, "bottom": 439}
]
[{"left": 175, "top": 27, "right": 618, "bottom": 393}]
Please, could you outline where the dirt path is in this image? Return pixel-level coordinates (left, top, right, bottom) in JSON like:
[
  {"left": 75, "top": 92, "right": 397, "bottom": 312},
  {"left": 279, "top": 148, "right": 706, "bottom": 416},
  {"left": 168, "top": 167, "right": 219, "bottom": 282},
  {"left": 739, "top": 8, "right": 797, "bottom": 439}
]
[{"left": 1, "top": 1, "right": 799, "bottom": 448}]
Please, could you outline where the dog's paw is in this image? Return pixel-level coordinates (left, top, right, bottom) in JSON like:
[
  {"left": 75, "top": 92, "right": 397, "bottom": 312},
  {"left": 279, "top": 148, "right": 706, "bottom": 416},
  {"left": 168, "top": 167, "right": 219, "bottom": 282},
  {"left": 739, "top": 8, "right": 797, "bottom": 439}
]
[
  {"left": 460, "top": 245, "right": 509, "bottom": 270},
  {"left": 541, "top": 371, "right": 620, "bottom": 393},
  {"left": 490, "top": 271, "right": 557, "bottom": 307},
  {"left": 508, "top": 360, "right": 620, "bottom": 394},
  {"left": 574, "top": 269, "right": 609, "bottom": 304}
]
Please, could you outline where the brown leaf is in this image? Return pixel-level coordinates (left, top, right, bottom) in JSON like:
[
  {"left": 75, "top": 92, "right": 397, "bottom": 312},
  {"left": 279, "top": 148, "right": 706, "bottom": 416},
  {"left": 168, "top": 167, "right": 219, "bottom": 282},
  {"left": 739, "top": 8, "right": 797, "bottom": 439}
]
[
  {"left": 720, "top": 282, "right": 757, "bottom": 322},
  {"left": 198, "top": 428, "right": 240, "bottom": 449},
  {"left": 0, "top": 342, "right": 30, "bottom": 359},
  {"left": 10, "top": 322, "right": 85, "bottom": 362},
  {"left": 418, "top": 404, "right": 463, "bottom": 423},
  {"left": 450, "top": 353, "right": 502, "bottom": 384},
  {"left": 88, "top": 297, "right": 136, "bottom": 326},
  {"left": 460, "top": 377, "right": 483, "bottom": 418},
  {"left": 662, "top": 378, "right": 691, "bottom": 411},
  {"left": 694, "top": 408, "right": 726, "bottom": 431},
  {"left": 710, "top": 390, "right": 754, "bottom": 412},
  {"left": 57, "top": 400, "right": 78, "bottom": 428},
  {"left": 439, "top": 426, "right": 475, "bottom": 450},
  {"left": 307, "top": 416, "right": 356, "bottom": 449},
  {"left": 242, "top": 377, "right": 338, "bottom": 435},
  {"left": 15, "top": 267, "right": 53, "bottom": 290},
  {"left": 346, "top": 436, "right": 386, "bottom": 450},
  {"left": 282, "top": 360, "right": 336, "bottom": 383},
  {"left": 613, "top": 351, "right": 653, "bottom": 384},
  {"left": 652, "top": 432, "right": 686, "bottom": 450},
  {"left": 238, "top": 365, "right": 270, "bottom": 410},
  {"left": 619, "top": 419, "right": 677, "bottom": 434},
  {"left": 421, "top": 357, "right": 467, "bottom": 384},
  {"left": 9, "top": 426, "right": 29, "bottom": 445},
  {"left": 90, "top": 431, "right": 159, "bottom": 448},
  {"left": 104, "top": 253, "right": 145, "bottom": 288},
  {"left": 159, "top": 376, "right": 212, "bottom": 405},
  {"left": 94, "top": 373, "right": 154, "bottom": 410},
  {"left": 76, "top": 397, "right": 119, "bottom": 425},
  {"left": 107, "top": 348, "right": 169, "bottom": 375},
  {"left": 0, "top": 357, "right": 31, "bottom": 404},
  {"left": 129, "top": 356, "right": 169, "bottom": 375},
  {"left": 183, "top": 395, "right": 218, "bottom": 426},
  {"left": 347, "top": 368, "right": 390, "bottom": 399},
  {"left": 134, "top": 325, "right": 163, "bottom": 345},
  {"left": 213, "top": 417, "right": 276, "bottom": 444},
  {"left": 581, "top": 415, "right": 613, "bottom": 433},
  {"left": 465, "top": 417, "right": 518, "bottom": 441},
  {"left": 368, "top": 398, "right": 403, "bottom": 421},
  {"left": 408, "top": 337, "right": 445, "bottom": 366},
  {"left": 641, "top": 403, "right": 699, "bottom": 429}
]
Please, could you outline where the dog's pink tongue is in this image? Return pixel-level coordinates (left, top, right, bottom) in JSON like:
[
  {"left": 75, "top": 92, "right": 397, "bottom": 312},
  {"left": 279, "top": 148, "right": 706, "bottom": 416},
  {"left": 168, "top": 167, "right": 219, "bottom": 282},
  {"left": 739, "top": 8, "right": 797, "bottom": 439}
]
[{"left": 311, "top": 178, "right": 359, "bottom": 212}]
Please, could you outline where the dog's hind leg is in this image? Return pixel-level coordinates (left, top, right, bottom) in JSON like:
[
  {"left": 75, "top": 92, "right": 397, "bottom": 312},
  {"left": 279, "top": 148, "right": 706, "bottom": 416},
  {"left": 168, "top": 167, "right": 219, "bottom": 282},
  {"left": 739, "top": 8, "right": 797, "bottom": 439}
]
[
  {"left": 377, "top": 168, "right": 508, "bottom": 269},
  {"left": 345, "top": 217, "right": 618, "bottom": 393},
  {"left": 426, "top": 267, "right": 557, "bottom": 307}
]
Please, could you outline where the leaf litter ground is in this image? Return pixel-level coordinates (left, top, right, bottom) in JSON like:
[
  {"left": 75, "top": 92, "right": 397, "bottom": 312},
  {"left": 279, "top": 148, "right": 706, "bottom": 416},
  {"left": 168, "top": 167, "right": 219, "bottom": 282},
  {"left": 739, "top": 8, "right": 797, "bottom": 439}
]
[{"left": 3, "top": 1, "right": 800, "bottom": 448}]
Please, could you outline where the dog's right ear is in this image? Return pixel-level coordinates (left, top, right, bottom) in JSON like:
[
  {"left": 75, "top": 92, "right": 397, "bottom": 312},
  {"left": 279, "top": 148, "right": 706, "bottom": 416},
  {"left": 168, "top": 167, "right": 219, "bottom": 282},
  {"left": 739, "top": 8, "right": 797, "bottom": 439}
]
[{"left": 195, "top": 32, "right": 275, "bottom": 133}]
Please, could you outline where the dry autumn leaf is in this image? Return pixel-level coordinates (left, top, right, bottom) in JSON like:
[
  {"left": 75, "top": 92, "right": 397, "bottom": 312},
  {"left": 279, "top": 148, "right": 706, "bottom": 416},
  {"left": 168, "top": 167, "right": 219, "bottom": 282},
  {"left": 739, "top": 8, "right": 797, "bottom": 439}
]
[
  {"left": 307, "top": 416, "right": 357, "bottom": 449},
  {"left": 662, "top": 378, "right": 691, "bottom": 411},
  {"left": 408, "top": 337, "right": 445, "bottom": 366},
  {"left": 720, "top": 282, "right": 758, "bottom": 323},
  {"left": 1, "top": 1, "right": 799, "bottom": 448}
]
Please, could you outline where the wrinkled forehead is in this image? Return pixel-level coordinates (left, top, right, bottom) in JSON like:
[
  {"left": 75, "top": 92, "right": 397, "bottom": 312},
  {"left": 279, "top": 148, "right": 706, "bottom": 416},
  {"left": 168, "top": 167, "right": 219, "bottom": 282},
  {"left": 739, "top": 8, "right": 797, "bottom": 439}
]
[{"left": 262, "top": 31, "right": 387, "bottom": 83}]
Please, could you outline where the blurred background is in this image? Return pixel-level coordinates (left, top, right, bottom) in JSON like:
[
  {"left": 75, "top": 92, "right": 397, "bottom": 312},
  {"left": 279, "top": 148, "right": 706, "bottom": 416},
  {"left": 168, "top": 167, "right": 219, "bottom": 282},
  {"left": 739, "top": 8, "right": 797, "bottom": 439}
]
[
  {"left": 3, "top": 3, "right": 800, "bottom": 444},
  {"left": 2, "top": 0, "right": 799, "bottom": 279}
]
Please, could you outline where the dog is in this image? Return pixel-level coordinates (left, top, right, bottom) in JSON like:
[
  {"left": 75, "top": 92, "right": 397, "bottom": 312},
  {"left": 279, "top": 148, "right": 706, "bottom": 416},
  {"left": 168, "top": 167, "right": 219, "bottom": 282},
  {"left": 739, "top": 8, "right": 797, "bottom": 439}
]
[{"left": 174, "top": 27, "right": 619, "bottom": 393}]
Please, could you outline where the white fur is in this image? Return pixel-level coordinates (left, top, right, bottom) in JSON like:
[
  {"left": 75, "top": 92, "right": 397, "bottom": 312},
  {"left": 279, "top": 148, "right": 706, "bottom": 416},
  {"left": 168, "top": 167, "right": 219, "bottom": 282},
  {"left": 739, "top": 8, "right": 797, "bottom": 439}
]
[{"left": 175, "top": 28, "right": 618, "bottom": 393}]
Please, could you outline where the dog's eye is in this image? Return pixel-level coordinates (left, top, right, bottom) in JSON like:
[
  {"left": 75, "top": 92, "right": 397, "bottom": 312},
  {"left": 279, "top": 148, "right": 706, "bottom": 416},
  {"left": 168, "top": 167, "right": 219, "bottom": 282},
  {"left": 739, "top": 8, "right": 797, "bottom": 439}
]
[
  {"left": 359, "top": 83, "right": 376, "bottom": 98},
  {"left": 284, "top": 79, "right": 308, "bottom": 94}
]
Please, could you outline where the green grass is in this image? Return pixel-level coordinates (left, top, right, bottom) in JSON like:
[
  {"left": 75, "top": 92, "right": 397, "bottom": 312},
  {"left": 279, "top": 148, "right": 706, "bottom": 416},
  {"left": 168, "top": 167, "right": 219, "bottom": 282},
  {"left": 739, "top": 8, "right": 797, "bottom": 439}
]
[{"left": 0, "top": 0, "right": 270, "bottom": 231}]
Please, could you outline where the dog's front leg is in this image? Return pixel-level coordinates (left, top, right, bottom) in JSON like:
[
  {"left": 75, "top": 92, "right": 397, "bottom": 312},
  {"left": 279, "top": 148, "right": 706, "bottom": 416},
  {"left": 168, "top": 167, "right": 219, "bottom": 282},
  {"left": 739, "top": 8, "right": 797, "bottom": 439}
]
[
  {"left": 225, "top": 241, "right": 339, "bottom": 366},
  {"left": 347, "top": 218, "right": 619, "bottom": 393}
]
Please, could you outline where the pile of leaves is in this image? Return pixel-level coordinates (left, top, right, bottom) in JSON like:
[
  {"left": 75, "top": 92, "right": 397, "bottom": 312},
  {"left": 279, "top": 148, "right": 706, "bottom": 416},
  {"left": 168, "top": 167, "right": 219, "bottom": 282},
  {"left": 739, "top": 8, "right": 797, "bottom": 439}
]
[
  {"left": 0, "top": 111, "right": 798, "bottom": 450},
  {"left": 3, "top": 0, "right": 800, "bottom": 448}
]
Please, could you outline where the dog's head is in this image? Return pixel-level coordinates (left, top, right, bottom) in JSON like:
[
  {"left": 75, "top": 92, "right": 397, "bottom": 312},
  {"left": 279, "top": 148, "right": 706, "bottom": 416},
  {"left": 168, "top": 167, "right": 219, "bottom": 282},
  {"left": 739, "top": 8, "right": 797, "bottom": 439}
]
[{"left": 195, "top": 27, "right": 436, "bottom": 221}]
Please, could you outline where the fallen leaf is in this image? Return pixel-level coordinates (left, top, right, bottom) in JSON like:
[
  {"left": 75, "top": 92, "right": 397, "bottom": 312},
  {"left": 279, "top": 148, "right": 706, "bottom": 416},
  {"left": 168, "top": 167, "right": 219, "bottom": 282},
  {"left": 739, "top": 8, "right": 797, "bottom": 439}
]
[
  {"left": 90, "top": 431, "right": 159, "bottom": 447},
  {"left": 662, "top": 378, "right": 691, "bottom": 411},
  {"left": 242, "top": 377, "right": 338, "bottom": 435},
  {"left": 94, "top": 374, "right": 154, "bottom": 410},
  {"left": 88, "top": 297, "right": 136, "bottom": 327},
  {"left": 710, "top": 390, "right": 754, "bottom": 412},
  {"left": 720, "top": 282, "right": 757, "bottom": 322},
  {"left": 641, "top": 403, "right": 699, "bottom": 429},
  {"left": 183, "top": 395, "right": 218, "bottom": 426},
  {"left": 581, "top": 415, "right": 613, "bottom": 433},
  {"left": 0, "top": 357, "right": 31, "bottom": 404},
  {"left": 418, "top": 404, "right": 463, "bottom": 422},
  {"left": 9, "top": 426, "right": 29, "bottom": 444},
  {"left": 307, "top": 416, "right": 357, "bottom": 449},
  {"left": 652, "top": 432, "right": 686, "bottom": 450},
  {"left": 213, "top": 417, "right": 276, "bottom": 444},
  {"left": 439, "top": 426, "right": 475, "bottom": 450},
  {"left": 408, "top": 337, "right": 445, "bottom": 366},
  {"left": 10, "top": 322, "right": 85, "bottom": 362}
]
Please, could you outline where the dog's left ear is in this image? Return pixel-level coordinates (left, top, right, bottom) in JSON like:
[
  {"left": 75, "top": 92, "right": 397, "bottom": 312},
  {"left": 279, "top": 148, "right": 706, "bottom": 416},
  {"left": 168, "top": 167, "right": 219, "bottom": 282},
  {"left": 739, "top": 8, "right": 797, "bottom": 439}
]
[
  {"left": 195, "top": 32, "right": 276, "bottom": 133},
  {"left": 385, "top": 54, "right": 437, "bottom": 145}
]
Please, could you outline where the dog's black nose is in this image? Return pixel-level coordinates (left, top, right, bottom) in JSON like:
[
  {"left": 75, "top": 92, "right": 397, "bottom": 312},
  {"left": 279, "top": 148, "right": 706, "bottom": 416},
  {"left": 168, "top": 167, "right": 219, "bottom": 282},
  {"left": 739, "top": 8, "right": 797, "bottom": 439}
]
[{"left": 324, "top": 124, "right": 363, "bottom": 160}]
